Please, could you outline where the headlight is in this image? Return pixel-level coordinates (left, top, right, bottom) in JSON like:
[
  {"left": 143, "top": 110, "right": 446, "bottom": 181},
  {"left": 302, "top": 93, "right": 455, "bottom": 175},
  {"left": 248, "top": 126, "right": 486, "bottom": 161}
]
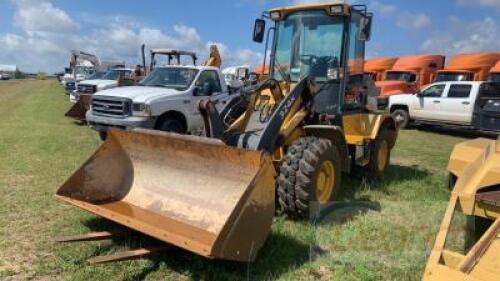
[{"left": 132, "top": 103, "right": 150, "bottom": 116}]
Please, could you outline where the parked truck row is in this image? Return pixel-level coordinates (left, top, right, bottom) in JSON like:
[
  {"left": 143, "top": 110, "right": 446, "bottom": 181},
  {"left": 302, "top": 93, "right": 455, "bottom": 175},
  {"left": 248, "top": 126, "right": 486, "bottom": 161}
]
[{"left": 364, "top": 52, "right": 500, "bottom": 133}]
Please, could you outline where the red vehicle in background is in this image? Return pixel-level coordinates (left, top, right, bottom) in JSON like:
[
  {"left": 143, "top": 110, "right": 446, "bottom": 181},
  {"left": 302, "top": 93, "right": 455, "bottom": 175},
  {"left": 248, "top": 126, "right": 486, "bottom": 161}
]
[
  {"left": 435, "top": 52, "right": 500, "bottom": 82},
  {"left": 364, "top": 57, "right": 398, "bottom": 81},
  {"left": 376, "top": 54, "right": 445, "bottom": 97}
]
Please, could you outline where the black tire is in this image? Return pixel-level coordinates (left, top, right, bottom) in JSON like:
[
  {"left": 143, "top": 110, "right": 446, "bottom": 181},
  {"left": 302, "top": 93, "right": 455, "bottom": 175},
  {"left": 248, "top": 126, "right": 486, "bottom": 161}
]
[
  {"left": 158, "top": 118, "right": 185, "bottom": 133},
  {"left": 464, "top": 215, "right": 493, "bottom": 253},
  {"left": 277, "top": 137, "right": 342, "bottom": 219},
  {"left": 368, "top": 129, "right": 392, "bottom": 180},
  {"left": 391, "top": 109, "right": 410, "bottom": 129},
  {"left": 99, "top": 131, "right": 107, "bottom": 141}
]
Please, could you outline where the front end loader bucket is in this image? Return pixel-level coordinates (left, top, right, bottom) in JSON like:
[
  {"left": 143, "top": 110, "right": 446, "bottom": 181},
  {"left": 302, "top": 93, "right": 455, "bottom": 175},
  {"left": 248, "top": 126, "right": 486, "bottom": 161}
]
[
  {"left": 65, "top": 94, "right": 92, "bottom": 121},
  {"left": 57, "top": 128, "right": 276, "bottom": 262}
]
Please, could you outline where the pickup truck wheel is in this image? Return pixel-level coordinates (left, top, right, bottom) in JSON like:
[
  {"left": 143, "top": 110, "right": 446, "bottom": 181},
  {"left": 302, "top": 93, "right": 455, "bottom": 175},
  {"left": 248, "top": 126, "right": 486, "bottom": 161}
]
[
  {"left": 98, "top": 131, "right": 107, "bottom": 141},
  {"left": 391, "top": 109, "right": 410, "bottom": 129},
  {"left": 158, "top": 118, "right": 184, "bottom": 133}
]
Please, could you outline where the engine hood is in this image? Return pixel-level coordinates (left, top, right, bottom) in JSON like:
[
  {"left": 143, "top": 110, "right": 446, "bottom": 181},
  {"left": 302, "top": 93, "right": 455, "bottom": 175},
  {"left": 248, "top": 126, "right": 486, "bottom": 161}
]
[
  {"left": 79, "top": 79, "right": 117, "bottom": 89},
  {"left": 94, "top": 86, "right": 185, "bottom": 103},
  {"left": 376, "top": 80, "right": 416, "bottom": 97}
]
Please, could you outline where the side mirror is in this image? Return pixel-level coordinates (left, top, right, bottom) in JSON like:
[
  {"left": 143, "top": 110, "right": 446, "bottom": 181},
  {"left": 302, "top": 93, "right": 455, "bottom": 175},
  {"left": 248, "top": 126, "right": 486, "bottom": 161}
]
[
  {"left": 237, "top": 68, "right": 249, "bottom": 80},
  {"left": 359, "top": 14, "right": 373, "bottom": 41},
  {"left": 416, "top": 91, "right": 423, "bottom": 97},
  {"left": 249, "top": 72, "right": 259, "bottom": 84},
  {"left": 193, "top": 86, "right": 202, "bottom": 96},
  {"left": 253, "top": 19, "right": 266, "bottom": 43},
  {"left": 203, "top": 82, "right": 214, "bottom": 96}
]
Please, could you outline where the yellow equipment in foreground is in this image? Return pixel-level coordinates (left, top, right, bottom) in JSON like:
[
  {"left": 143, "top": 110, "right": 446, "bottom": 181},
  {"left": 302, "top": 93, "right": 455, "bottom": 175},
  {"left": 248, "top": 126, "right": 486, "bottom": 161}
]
[
  {"left": 423, "top": 138, "right": 500, "bottom": 281},
  {"left": 57, "top": 3, "right": 398, "bottom": 263}
]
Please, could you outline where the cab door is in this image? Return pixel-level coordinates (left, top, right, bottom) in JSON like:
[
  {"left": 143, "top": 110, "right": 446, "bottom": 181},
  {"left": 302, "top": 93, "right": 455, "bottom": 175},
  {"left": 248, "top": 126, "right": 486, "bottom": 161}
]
[
  {"left": 440, "top": 83, "right": 474, "bottom": 124},
  {"left": 411, "top": 83, "right": 446, "bottom": 121},
  {"left": 191, "top": 70, "right": 229, "bottom": 131}
]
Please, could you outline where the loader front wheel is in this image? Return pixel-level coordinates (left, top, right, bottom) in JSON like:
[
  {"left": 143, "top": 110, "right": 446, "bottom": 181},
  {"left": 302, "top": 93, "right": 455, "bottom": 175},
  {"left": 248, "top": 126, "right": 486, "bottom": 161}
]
[{"left": 277, "top": 137, "right": 341, "bottom": 219}]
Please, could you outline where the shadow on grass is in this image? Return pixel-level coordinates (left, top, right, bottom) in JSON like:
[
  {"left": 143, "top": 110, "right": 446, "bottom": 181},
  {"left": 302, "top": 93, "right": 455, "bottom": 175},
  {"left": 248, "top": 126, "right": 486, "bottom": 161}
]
[
  {"left": 341, "top": 164, "right": 431, "bottom": 199},
  {"left": 71, "top": 163, "right": 431, "bottom": 280},
  {"left": 80, "top": 217, "right": 312, "bottom": 281},
  {"left": 411, "top": 125, "right": 497, "bottom": 139}
]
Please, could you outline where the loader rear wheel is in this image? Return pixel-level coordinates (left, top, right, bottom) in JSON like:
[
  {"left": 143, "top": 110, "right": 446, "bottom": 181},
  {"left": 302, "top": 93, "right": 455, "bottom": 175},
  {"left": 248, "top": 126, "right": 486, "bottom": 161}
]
[
  {"left": 277, "top": 137, "right": 341, "bottom": 219},
  {"left": 368, "top": 129, "right": 392, "bottom": 180}
]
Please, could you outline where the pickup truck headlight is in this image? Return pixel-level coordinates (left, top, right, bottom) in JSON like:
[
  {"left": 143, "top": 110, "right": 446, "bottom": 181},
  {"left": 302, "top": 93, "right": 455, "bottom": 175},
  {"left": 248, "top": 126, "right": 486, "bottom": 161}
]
[{"left": 132, "top": 103, "right": 151, "bottom": 116}]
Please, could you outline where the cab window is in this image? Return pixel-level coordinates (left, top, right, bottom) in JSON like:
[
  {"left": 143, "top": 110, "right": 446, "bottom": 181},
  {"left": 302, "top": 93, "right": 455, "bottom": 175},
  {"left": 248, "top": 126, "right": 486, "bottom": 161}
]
[
  {"left": 195, "top": 70, "right": 222, "bottom": 95},
  {"left": 447, "top": 84, "right": 472, "bottom": 98},
  {"left": 421, "top": 84, "right": 445, "bottom": 98}
]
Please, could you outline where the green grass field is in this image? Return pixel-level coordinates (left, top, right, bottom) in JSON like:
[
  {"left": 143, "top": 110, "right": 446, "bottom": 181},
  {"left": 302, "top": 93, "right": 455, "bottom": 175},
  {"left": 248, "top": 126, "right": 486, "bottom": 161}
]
[{"left": 0, "top": 80, "right": 478, "bottom": 280}]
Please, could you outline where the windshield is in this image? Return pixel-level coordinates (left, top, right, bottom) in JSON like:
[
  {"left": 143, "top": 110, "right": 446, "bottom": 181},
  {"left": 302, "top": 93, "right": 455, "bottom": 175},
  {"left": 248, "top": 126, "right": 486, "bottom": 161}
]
[
  {"left": 435, "top": 72, "right": 472, "bottom": 82},
  {"left": 138, "top": 67, "right": 198, "bottom": 90},
  {"left": 75, "top": 66, "right": 95, "bottom": 76},
  {"left": 103, "top": 69, "right": 132, "bottom": 80},
  {"left": 385, "top": 71, "right": 417, "bottom": 83},
  {"left": 88, "top": 72, "right": 106, "bottom": 80},
  {"left": 488, "top": 74, "right": 500, "bottom": 83},
  {"left": 273, "top": 10, "right": 344, "bottom": 82}
]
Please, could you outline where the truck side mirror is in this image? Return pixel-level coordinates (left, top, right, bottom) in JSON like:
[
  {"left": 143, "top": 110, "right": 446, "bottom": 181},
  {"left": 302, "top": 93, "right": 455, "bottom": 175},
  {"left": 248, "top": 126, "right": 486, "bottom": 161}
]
[
  {"left": 203, "top": 82, "right": 214, "bottom": 96},
  {"left": 359, "top": 14, "right": 373, "bottom": 41},
  {"left": 253, "top": 19, "right": 266, "bottom": 43}
]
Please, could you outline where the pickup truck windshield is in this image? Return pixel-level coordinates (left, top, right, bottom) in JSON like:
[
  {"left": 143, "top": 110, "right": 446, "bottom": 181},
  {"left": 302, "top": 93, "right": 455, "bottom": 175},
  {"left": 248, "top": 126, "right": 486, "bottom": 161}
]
[
  {"left": 139, "top": 68, "right": 199, "bottom": 90},
  {"left": 103, "top": 69, "right": 132, "bottom": 80},
  {"left": 87, "top": 72, "right": 106, "bottom": 80},
  {"left": 273, "top": 10, "right": 343, "bottom": 82},
  {"left": 385, "top": 71, "right": 417, "bottom": 83},
  {"left": 435, "top": 72, "right": 473, "bottom": 82},
  {"left": 75, "top": 66, "right": 95, "bottom": 76}
]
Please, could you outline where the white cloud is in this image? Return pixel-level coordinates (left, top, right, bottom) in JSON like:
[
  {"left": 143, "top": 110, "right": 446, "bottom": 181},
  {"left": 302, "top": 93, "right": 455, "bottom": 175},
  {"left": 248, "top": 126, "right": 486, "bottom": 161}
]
[
  {"left": 457, "top": 0, "right": 500, "bottom": 10},
  {"left": 0, "top": 0, "right": 262, "bottom": 73},
  {"left": 396, "top": 12, "right": 431, "bottom": 30},
  {"left": 13, "top": 0, "right": 78, "bottom": 34},
  {"left": 421, "top": 16, "right": 500, "bottom": 55},
  {"left": 371, "top": 0, "right": 397, "bottom": 16}
]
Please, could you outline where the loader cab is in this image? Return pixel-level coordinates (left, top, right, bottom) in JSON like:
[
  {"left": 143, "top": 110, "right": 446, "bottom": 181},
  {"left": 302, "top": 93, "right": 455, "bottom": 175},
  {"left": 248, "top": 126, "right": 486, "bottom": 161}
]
[{"left": 253, "top": 4, "right": 372, "bottom": 118}]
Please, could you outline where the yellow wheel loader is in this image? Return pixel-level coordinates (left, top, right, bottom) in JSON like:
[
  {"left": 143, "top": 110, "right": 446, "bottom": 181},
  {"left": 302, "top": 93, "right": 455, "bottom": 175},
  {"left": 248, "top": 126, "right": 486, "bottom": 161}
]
[
  {"left": 56, "top": 3, "right": 398, "bottom": 263},
  {"left": 423, "top": 138, "right": 500, "bottom": 281}
]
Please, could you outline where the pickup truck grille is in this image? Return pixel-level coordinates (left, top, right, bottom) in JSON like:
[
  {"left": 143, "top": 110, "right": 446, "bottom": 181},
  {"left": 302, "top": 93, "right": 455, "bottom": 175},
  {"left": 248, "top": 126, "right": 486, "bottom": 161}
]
[
  {"left": 91, "top": 97, "right": 131, "bottom": 117},
  {"left": 78, "top": 84, "right": 97, "bottom": 94}
]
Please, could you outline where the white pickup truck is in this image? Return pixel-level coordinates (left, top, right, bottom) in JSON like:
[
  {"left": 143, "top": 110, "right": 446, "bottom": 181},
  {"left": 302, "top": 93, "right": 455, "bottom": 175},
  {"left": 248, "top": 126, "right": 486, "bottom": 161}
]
[
  {"left": 70, "top": 68, "right": 134, "bottom": 103},
  {"left": 388, "top": 81, "right": 500, "bottom": 132},
  {"left": 86, "top": 65, "right": 235, "bottom": 139}
]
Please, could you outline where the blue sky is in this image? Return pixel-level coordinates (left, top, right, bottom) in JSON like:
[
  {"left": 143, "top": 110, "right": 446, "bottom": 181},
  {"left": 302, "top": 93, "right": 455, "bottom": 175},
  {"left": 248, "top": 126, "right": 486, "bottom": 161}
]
[{"left": 0, "top": 0, "right": 499, "bottom": 72}]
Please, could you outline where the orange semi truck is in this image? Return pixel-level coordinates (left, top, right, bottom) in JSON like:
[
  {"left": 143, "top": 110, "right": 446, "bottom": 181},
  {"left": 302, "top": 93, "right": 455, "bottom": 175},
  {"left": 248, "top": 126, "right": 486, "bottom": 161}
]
[
  {"left": 364, "top": 57, "right": 398, "bottom": 81},
  {"left": 435, "top": 52, "right": 500, "bottom": 82},
  {"left": 376, "top": 54, "right": 445, "bottom": 97},
  {"left": 488, "top": 61, "right": 500, "bottom": 82}
]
